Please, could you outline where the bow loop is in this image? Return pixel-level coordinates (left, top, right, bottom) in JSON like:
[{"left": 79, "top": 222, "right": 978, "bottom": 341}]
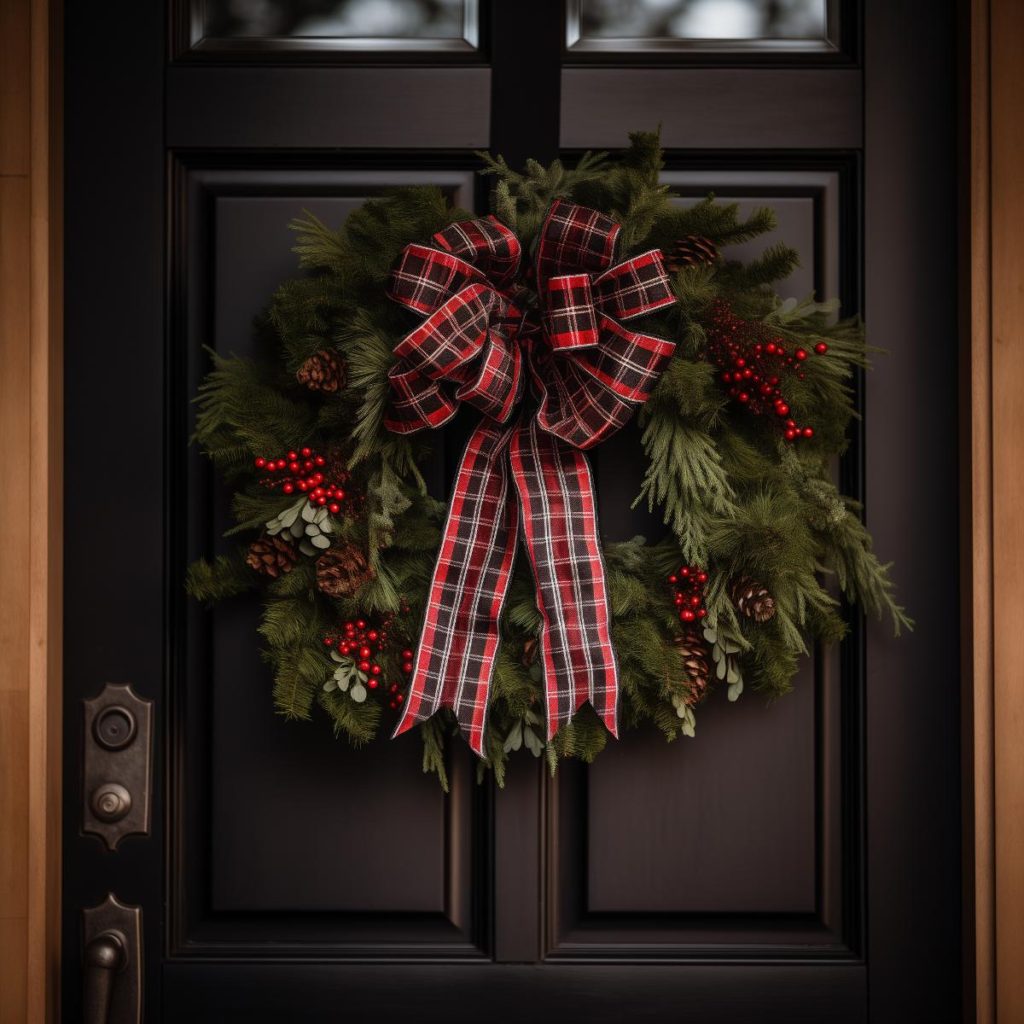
[{"left": 434, "top": 215, "right": 522, "bottom": 289}]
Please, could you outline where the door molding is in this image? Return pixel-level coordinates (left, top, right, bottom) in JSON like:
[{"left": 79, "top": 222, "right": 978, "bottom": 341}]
[{"left": 966, "top": 1, "right": 1024, "bottom": 1022}]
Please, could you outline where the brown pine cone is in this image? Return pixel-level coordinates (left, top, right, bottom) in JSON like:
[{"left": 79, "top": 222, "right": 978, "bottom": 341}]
[
  {"left": 673, "top": 625, "right": 711, "bottom": 706},
  {"left": 296, "top": 349, "right": 346, "bottom": 393},
  {"left": 730, "top": 576, "right": 777, "bottom": 623},
  {"left": 246, "top": 534, "right": 298, "bottom": 579},
  {"left": 665, "top": 234, "right": 719, "bottom": 272},
  {"left": 316, "top": 542, "right": 374, "bottom": 598}
]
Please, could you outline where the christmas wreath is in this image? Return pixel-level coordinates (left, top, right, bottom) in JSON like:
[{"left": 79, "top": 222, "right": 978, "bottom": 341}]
[{"left": 187, "top": 133, "right": 908, "bottom": 788}]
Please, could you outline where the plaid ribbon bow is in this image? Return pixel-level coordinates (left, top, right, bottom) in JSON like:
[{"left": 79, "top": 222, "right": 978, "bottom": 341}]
[{"left": 385, "top": 199, "right": 675, "bottom": 756}]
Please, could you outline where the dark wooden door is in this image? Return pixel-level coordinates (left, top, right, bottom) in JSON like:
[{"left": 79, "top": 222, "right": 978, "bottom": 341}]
[{"left": 63, "top": 2, "right": 962, "bottom": 1020}]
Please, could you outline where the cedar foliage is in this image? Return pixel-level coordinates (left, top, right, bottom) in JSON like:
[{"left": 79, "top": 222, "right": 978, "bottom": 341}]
[{"left": 187, "top": 132, "right": 908, "bottom": 787}]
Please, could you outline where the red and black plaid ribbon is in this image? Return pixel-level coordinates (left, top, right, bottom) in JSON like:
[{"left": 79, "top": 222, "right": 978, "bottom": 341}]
[{"left": 385, "top": 199, "right": 675, "bottom": 756}]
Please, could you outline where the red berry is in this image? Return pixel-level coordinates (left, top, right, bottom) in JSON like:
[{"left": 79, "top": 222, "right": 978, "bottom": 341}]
[
  {"left": 396, "top": 694, "right": 404, "bottom": 704},
  {"left": 356, "top": 619, "right": 366, "bottom": 629},
  {"left": 689, "top": 595, "right": 701, "bottom": 607},
  {"left": 795, "top": 348, "right": 808, "bottom": 361},
  {"left": 368, "top": 679, "right": 379, "bottom": 690},
  {"left": 323, "top": 637, "right": 333, "bottom": 646},
  {"left": 282, "top": 483, "right": 294, "bottom": 495},
  {"left": 335, "top": 490, "right": 345, "bottom": 501},
  {"left": 402, "top": 649, "right": 413, "bottom": 660},
  {"left": 697, "top": 571, "right": 708, "bottom": 583},
  {"left": 802, "top": 427, "right": 814, "bottom": 438},
  {"left": 301, "top": 447, "right": 312, "bottom": 457},
  {"left": 776, "top": 403, "right": 790, "bottom": 417},
  {"left": 358, "top": 660, "right": 371, "bottom": 672},
  {"left": 315, "top": 455, "right": 326, "bottom": 466},
  {"left": 390, "top": 684, "right": 399, "bottom": 693},
  {"left": 370, "top": 664, "right": 382, "bottom": 676},
  {"left": 738, "top": 392, "right": 750, "bottom": 403},
  {"left": 402, "top": 661, "right": 413, "bottom": 674},
  {"left": 358, "top": 645, "right": 371, "bottom": 659},
  {"left": 329, "top": 503, "right": 341, "bottom": 515},
  {"left": 814, "top": 342, "right": 828, "bottom": 354},
  {"left": 288, "top": 461, "right": 299, "bottom": 474},
  {"left": 316, "top": 496, "right": 327, "bottom": 507},
  {"left": 681, "top": 566, "right": 691, "bottom": 577},
  {"left": 389, "top": 700, "right": 398, "bottom": 710},
  {"left": 674, "top": 595, "right": 684, "bottom": 607},
  {"left": 697, "top": 608, "right": 707, "bottom": 619},
  {"left": 785, "top": 428, "right": 797, "bottom": 440},
  {"left": 667, "top": 574, "right": 678, "bottom": 584},
  {"left": 276, "top": 459, "right": 287, "bottom": 470},
  {"left": 255, "top": 457, "right": 266, "bottom": 468},
  {"left": 367, "top": 630, "right": 379, "bottom": 642}
]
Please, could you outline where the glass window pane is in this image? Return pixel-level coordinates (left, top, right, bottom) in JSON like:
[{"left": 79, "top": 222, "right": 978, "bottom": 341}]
[
  {"left": 574, "top": 0, "right": 831, "bottom": 47},
  {"left": 204, "top": 0, "right": 468, "bottom": 40}
]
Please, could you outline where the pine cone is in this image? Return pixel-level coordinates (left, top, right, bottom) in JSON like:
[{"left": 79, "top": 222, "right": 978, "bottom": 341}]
[
  {"left": 296, "top": 349, "right": 346, "bottom": 393},
  {"left": 730, "top": 576, "right": 777, "bottom": 623},
  {"left": 673, "top": 625, "right": 711, "bottom": 706},
  {"left": 246, "top": 534, "right": 298, "bottom": 579},
  {"left": 665, "top": 235, "right": 718, "bottom": 272},
  {"left": 316, "top": 543, "right": 374, "bottom": 598}
]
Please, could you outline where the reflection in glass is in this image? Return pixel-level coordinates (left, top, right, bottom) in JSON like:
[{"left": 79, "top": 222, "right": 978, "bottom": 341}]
[
  {"left": 578, "top": 0, "right": 828, "bottom": 41},
  {"left": 204, "top": 0, "right": 466, "bottom": 39}
]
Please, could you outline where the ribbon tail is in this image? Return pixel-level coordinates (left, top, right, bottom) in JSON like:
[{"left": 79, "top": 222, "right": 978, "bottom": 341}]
[
  {"left": 508, "top": 418, "right": 619, "bottom": 742},
  {"left": 393, "top": 421, "right": 518, "bottom": 757}
]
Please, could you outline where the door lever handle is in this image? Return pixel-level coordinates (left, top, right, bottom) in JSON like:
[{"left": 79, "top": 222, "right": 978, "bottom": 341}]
[
  {"left": 83, "top": 930, "right": 127, "bottom": 1024},
  {"left": 82, "top": 895, "right": 142, "bottom": 1024}
]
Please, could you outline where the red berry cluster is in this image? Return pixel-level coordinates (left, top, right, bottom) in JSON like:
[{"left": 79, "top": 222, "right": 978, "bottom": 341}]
[
  {"left": 667, "top": 564, "right": 709, "bottom": 623},
  {"left": 254, "top": 447, "right": 349, "bottom": 514},
  {"left": 322, "top": 612, "right": 414, "bottom": 708},
  {"left": 706, "top": 300, "right": 828, "bottom": 442}
]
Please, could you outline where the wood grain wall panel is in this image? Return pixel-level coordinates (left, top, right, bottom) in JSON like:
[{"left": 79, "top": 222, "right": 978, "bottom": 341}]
[
  {"left": 0, "top": 166, "right": 31, "bottom": 1024},
  {"left": 991, "top": 1, "right": 1024, "bottom": 1018},
  {"left": 0, "top": 0, "right": 30, "bottom": 174}
]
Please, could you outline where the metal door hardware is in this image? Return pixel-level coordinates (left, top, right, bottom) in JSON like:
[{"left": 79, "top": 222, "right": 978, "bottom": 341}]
[
  {"left": 82, "top": 895, "right": 142, "bottom": 1024},
  {"left": 83, "top": 684, "right": 152, "bottom": 850}
]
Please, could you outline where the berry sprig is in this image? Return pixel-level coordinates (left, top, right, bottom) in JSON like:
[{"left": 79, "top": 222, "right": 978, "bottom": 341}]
[
  {"left": 254, "top": 447, "right": 349, "bottom": 514},
  {"left": 706, "top": 300, "right": 828, "bottom": 442},
  {"left": 322, "top": 610, "right": 414, "bottom": 706},
  {"left": 668, "top": 564, "right": 709, "bottom": 623}
]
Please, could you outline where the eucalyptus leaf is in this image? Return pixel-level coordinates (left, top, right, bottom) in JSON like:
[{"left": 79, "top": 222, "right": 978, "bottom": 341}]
[
  {"left": 301, "top": 502, "right": 316, "bottom": 523},
  {"left": 716, "top": 657, "right": 727, "bottom": 681},
  {"left": 310, "top": 534, "right": 331, "bottom": 550},
  {"left": 524, "top": 727, "right": 543, "bottom": 757},
  {"left": 350, "top": 682, "right": 367, "bottom": 703},
  {"left": 289, "top": 520, "right": 305, "bottom": 539},
  {"left": 299, "top": 539, "right": 315, "bottom": 557},
  {"left": 728, "top": 680, "right": 744, "bottom": 702}
]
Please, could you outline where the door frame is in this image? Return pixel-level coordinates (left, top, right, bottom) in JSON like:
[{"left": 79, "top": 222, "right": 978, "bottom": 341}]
[{"left": 0, "top": 0, "right": 1016, "bottom": 1019}]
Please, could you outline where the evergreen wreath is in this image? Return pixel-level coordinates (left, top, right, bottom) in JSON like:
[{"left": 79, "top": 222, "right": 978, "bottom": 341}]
[{"left": 187, "top": 133, "right": 908, "bottom": 789}]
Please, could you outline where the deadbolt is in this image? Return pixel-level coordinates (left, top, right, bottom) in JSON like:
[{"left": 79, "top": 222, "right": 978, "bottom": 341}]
[
  {"left": 83, "top": 684, "right": 152, "bottom": 850},
  {"left": 93, "top": 705, "right": 137, "bottom": 750},
  {"left": 91, "top": 783, "right": 132, "bottom": 823}
]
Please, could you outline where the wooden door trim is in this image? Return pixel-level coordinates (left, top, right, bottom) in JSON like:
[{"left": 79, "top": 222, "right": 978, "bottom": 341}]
[
  {"left": 968, "top": 0, "right": 1024, "bottom": 1021},
  {"left": 0, "top": 0, "right": 62, "bottom": 1021}
]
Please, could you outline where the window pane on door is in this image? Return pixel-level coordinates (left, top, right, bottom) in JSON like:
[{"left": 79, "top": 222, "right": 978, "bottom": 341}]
[
  {"left": 568, "top": 0, "right": 834, "bottom": 51},
  {"left": 186, "top": 0, "right": 480, "bottom": 53}
]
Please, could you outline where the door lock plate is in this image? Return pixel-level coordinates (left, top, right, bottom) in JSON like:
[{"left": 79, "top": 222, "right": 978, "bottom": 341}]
[{"left": 83, "top": 684, "right": 152, "bottom": 850}]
